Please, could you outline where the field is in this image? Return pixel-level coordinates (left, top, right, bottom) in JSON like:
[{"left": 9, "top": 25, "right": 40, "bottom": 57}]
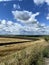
[{"left": 0, "top": 36, "right": 49, "bottom": 65}]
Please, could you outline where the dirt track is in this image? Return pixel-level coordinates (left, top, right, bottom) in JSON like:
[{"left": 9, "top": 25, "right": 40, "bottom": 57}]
[
  {"left": 0, "top": 38, "right": 49, "bottom": 65},
  {"left": 45, "top": 58, "right": 49, "bottom": 65}
]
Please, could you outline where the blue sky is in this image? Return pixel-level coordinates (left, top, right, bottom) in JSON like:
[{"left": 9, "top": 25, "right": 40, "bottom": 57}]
[{"left": 0, "top": 0, "right": 49, "bottom": 35}]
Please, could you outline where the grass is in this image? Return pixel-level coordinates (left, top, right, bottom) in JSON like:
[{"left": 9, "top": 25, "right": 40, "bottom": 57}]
[
  {"left": 0, "top": 37, "right": 49, "bottom": 65},
  {"left": 0, "top": 38, "right": 45, "bottom": 56},
  {"left": 0, "top": 44, "right": 44, "bottom": 65},
  {"left": 43, "top": 45, "right": 49, "bottom": 58},
  {"left": 0, "top": 37, "right": 48, "bottom": 65},
  {"left": 0, "top": 37, "right": 31, "bottom": 43}
]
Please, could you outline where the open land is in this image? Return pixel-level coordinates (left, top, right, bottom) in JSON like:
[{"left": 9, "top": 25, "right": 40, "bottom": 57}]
[{"left": 0, "top": 36, "right": 49, "bottom": 65}]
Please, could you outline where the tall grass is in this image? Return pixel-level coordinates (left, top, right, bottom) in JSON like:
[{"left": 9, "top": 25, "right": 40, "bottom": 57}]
[
  {"left": 0, "top": 42, "right": 47, "bottom": 65},
  {"left": 43, "top": 45, "right": 49, "bottom": 58}
]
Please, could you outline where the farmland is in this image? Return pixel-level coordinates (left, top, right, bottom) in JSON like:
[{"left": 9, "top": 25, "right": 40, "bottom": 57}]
[{"left": 0, "top": 36, "right": 49, "bottom": 65}]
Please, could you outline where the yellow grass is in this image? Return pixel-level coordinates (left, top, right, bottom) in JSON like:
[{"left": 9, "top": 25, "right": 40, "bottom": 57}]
[
  {"left": 0, "top": 37, "right": 48, "bottom": 65},
  {"left": 0, "top": 38, "right": 31, "bottom": 43},
  {"left": 0, "top": 38, "right": 46, "bottom": 52},
  {"left": 0, "top": 38, "right": 48, "bottom": 65}
]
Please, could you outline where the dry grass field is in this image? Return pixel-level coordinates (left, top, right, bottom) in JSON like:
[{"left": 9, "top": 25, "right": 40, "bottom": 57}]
[
  {"left": 0, "top": 37, "right": 31, "bottom": 43},
  {"left": 0, "top": 37, "right": 44, "bottom": 55},
  {"left": 0, "top": 37, "right": 49, "bottom": 65}
]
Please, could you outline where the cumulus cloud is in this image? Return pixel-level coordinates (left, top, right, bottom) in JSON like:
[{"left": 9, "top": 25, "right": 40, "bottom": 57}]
[
  {"left": 0, "top": 20, "right": 23, "bottom": 35},
  {"left": 18, "top": 0, "right": 22, "bottom": 1},
  {"left": 0, "top": 10, "right": 49, "bottom": 35},
  {"left": 12, "top": 10, "right": 39, "bottom": 24},
  {"left": 33, "top": 0, "right": 49, "bottom": 5},
  {"left": 0, "top": 0, "right": 11, "bottom": 1},
  {"left": 33, "top": 0, "right": 45, "bottom": 5},
  {"left": 12, "top": 10, "right": 49, "bottom": 35},
  {"left": 0, "top": 0, "right": 22, "bottom": 2},
  {"left": 46, "top": 13, "right": 49, "bottom": 20},
  {"left": 45, "top": 0, "right": 49, "bottom": 5},
  {"left": 0, "top": 19, "right": 49, "bottom": 35},
  {"left": 7, "top": 21, "right": 13, "bottom": 25},
  {"left": 1, "top": 20, "right": 6, "bottom": 25},
  {"left": 13, "top": 4, "right": 21, "bottom": 10}
]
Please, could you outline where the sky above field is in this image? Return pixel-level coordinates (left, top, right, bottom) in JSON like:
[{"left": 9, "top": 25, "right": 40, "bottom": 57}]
[{"left": 0, "top": 0, "right": 49, "bottom": 35}]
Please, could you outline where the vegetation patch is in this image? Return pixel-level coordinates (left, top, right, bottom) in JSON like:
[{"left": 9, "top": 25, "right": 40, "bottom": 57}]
[{"left": 0, "top": 37, "right": 49, "bottom": 65}]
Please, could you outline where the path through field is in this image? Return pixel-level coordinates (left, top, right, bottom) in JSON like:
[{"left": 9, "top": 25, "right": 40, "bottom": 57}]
[
  {"left": 0, "top": 37, "right": 49, "bottom": 65},
  {"left": 45, "top": 58, "right": 49, "bottom": 65}
]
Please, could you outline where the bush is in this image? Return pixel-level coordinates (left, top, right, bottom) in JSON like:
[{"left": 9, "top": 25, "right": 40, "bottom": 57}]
[{"left": 43, "top": 46, "right": 49, "bottom": 58}]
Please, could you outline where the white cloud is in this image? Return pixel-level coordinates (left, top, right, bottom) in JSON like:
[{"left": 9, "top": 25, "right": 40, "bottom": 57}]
[
  {"left": 7, "top": 21, "right": 13, "bottom": 25},
  {"left": 12, "top": 10, "right": 39, "bottom": 24},
  {"left": 33, "top": 0, "right": 49, "bottom": 5},
  {"left": 46, "top": 13, "right": 49, "bottom": 20},
  {"left": 13, "top": 4, "right": 17, "bottom": 9},
  {"left": 0, "top": 0, "right": 11, "bottom": 1},
  {"left": 0, "top": 20, "right": 23, "bottom": 35},
  {"left": 0, "top": 19, "right": 49, "bottom": 35},
  {"left": 18, "top": 0, "right": 22, "bottom": 1},
  {"left": 0, "top": 0, "right": 22, "bottom": 2},
  {"left": 11, "top": 10, "right": 49, "bottom": 35},
  {"left": 1, "top": 20, "right": 6, "bottom": 25},
  {"left": 0, "top": 10, "right": 49, "bottom": 35},
  {"left": 45, "top": 0, "right": 49, "bottom": 5},
  {"left": 13, "top": 4, "right": 21, "bottom": 10},
  {"left": 33, "top": 0, "right": 45, "bottom": 5}
]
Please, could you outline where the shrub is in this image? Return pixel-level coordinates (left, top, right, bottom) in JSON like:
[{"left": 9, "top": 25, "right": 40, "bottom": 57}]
[{"left": 43, "top": 46, "right": 49, "bottom": 58}]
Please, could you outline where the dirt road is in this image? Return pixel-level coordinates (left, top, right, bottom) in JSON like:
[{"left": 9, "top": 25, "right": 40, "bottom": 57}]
[{"left": 45, "top": 58, "right": 49, "bottom": 65}]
